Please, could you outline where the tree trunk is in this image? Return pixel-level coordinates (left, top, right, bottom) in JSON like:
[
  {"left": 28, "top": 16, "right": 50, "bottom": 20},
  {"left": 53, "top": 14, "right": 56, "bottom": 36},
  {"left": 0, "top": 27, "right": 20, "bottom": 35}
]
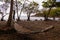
[
  {"left": 44, "top": 7, "right": 52, "bottom": 21},
  {"left": 13, "top": 10, "right": 15, "bottom": 20},
  {"left": 7, "top": 0, "right": 13, "bottom": 27},
  {"left": 53, "top": 16, "right": 55, "bottom": 21},
  {"left": 17, "top": 8, "right": 23, "bottom": 21},
  {"left": 1, "top": 17, "right": 4, "bottom": 21},
  {"left": 1, "top": 14, "right": 4, "bottom": 21},
  {"left": 27, "top": 13, "right": 30, "bottom": 21},
  {"left": 44, "top": 14, "right": 48, "bottom": 21},
  {"left": 18, "top": 1, "right": 26, "bottom": 21},
  {"left": 16, "top": 0, "right": 19, "bottom": 21}
]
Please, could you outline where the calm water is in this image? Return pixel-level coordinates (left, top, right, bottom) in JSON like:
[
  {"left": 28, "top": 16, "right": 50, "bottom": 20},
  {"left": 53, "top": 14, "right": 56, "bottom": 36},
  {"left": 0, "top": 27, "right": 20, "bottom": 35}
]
[
  {"left": 0, "top": 14, "right": 60, "bottom": 21},
  {"left": 2, "top": 16, "right": 60, "bottom": 21},
  {"left": 20, "top": 17, "right": 60, "bottom": 21}
]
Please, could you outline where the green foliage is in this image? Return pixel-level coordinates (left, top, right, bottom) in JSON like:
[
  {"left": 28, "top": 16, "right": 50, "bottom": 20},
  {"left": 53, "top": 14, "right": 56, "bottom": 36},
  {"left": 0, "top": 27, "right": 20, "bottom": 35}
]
[
  {"left": 42, "top": 2, "right": 49, "bottom": 8},
  {"left": 35, "top": 10, "right": 48, "bottom": 17},
  {"left": 33, "top": 1, "right": 39, "bottom": 6},
  {"left": 49, "top": 8, "right": 56, "bottom": 17},
  {"left": 43, "top": 0, "right": 60, "bottom": 7},
  {"left": 56, "top": 2, "right": 60, "bottom": 7},
  {"left": 35, "top": 11, "right": 43, "bottom": 17},
  {"left": 35, "top": 7, "right": 60, "bottom": 17},
  {"left": 23, "top": 1, "right": 39, "bottom": 13},
  {"left": 29, "top": 1, "right": 38, "bottom": 7},
  {"left": 56, "top": 7, "right": 60, "bottom": 16},
  {"left": 42, "top": 0, "right": 56, "bottom": 8}
]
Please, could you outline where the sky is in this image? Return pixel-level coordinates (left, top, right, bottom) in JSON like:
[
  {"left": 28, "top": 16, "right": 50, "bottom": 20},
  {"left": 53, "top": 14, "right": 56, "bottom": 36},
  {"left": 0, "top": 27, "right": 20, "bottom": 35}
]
[{"left": 56, "top": 0, "right": 60, "bottom": 2}]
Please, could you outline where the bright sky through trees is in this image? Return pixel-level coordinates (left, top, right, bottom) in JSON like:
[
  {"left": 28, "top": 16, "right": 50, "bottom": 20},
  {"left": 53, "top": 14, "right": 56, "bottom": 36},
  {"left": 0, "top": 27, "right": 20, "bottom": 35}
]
[
  {"left": 0, "top": 0, "right": 60, "bottom": 20},
  {"left": 28, "top": 0, "right": 47, "bottom": 9},
  {"left": 17, "top": 0, "right": 45, "bottom": 9}
]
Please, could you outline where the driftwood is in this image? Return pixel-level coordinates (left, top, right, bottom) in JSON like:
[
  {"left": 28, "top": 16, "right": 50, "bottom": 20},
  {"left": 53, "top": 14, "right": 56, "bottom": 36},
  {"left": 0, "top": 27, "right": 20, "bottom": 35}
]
[
  {"left": 26, "top": 25, "right": 54, "bottom": 34},
  {"left": 14, "top": 23, "right": 32, "bottom": 34},
  {"left": 28, "top": 26, "right": 54, "bottom": 34},
  {"left": 41, "top": 25, "right": 54, "bottom": 32},
  {"left": 14, "top": 23, "right": 54, "bottom": 34}
]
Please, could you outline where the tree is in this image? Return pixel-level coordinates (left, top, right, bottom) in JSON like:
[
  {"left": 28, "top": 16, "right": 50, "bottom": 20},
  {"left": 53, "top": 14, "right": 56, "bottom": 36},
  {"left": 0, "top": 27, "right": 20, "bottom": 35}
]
[
  {"left": 23, "top": 1, "right": 39, "bottom": 21},
  {"left": 49, "top": 8, "right": 57, "bottom": 20},
  {"left": 0, "top": 2, "right": 9, "bottom": 21},
  {"left": 16, "top": 0, "right": 19, "bottom": 21},
  {"left": 17, "top": 0, "right": 28, "bottom": 21},
  {"left": 0, "top": 11, "right": 4, "bottom": 21},
  {"left": 7, "top": 0, "right": 14, "bottom": 27},
  {"left": 56, "top": 2, "right": 60, "bottom": 7},
  {"left": 42, "top": 0, "right": 56, "bottom": 21},
  {"left": 13, "top": 10, "right": 15, "bottom": 20},
  {"left": 17, "top": 0, "right": 25, "bottom": 21}
]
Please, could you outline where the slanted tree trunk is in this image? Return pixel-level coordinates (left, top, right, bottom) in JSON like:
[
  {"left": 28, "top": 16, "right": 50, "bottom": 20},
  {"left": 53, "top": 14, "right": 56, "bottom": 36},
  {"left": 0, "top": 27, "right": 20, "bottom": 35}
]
[
  {"left": 1, "top": 13, "right": 4, "bottom": 21},
  {"left": 17, "top": 7, "right": 23, "bottom": 21},
  {"left": 17, "top": 8, "right": 23, "bottom": 21},
  {"left": 18, "top": 0, "right": 26, "bottom": 21},
  {"left": 7, "top": 0, "right": 13, "bottom": 27},
  {"left": 1, "top": 17, "right": 4, "bottom": 21},
  {"left": 1, "top": 13, "right": 9, "bottom": 21}
]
